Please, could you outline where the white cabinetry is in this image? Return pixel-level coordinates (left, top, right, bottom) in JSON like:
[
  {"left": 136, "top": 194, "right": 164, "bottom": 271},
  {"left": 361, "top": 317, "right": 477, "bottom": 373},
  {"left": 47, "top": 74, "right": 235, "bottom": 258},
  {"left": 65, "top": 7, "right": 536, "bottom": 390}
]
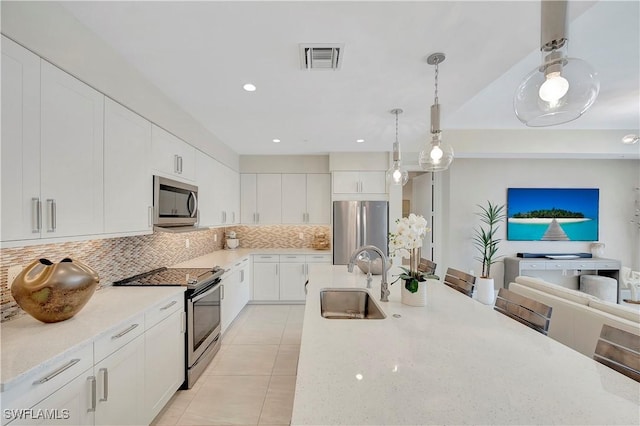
[
  {"left": 195, "top": 150, "right": 217, "bottom": 226},
  {"left": 1, "top": 36, "right": 41, "bottom": 243},
  {"left": 241, "top": 174, "right": 282, "bottom": 224},
  {"left": 333, "top": 171, "right": 386, "bottom": 194},
  {"left": 143, "top": 296, "right": 185, "bottom": 424},
  {"left": 104, "top": 99, "right": 152, "bottom": 235},
  {"left": 40, "top": 61, "right": 105, "bottom": 239},
  {"left": 252, "top": 255, "right": 280, "bottom": 301},
  {"left": 197, "top": 152, "right": 240, "bottom": 227},
  {"left": 279, "top": 255, "right": 307, "bottom": 301},
  {"left": 281, "top": 174, "right": 331, "bottom": 224},
  {"left": 151, "top": 125, "right": 195, "bottom": 181},
  {"left": 221, "top": 257, "right": 251, "bottom": 333}
]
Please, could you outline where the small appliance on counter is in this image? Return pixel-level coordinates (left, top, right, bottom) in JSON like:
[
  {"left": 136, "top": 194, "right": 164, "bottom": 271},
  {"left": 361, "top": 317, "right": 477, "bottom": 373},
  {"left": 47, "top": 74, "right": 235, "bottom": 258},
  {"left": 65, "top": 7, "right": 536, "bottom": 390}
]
[{"left": 226, "top": 231, "right": 239, "bottom": 249}]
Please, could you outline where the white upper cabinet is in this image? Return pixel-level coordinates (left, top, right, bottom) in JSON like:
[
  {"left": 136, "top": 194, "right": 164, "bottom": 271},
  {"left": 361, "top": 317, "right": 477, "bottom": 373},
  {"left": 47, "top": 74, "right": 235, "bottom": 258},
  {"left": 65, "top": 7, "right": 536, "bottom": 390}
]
[
  {"left": 195, "top": 150, "right": 217, "bottom": 226},
  {"left": 222, "top": 164, "right": 240, "bottom": 225},
  {"left": 333, "top": 171, "right": 386, "bottom": 194},
  {"left": 104, "top": 99, "right": 152, "bottom": 235},
  {"left": 281, "top": 173, "right": 331, "bottom": 224},
  {"left": 241, "top": 174, "right": 282, "bottom": 224},
  {"left": 151, "top": 125, "right": 195, "bottom": 182},
  {"left": 1, "top": 36, "right": 41, "bottom": 242},
  {"left": 40, "top": 61, "right": 104, "bottom": 238}
]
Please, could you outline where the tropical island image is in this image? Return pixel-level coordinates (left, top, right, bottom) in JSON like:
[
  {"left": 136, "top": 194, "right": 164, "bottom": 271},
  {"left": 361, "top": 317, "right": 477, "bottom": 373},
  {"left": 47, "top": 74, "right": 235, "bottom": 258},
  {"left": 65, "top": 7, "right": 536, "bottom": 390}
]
[{"left": 507, "top": 188, "right": 599, "bottom": 241}]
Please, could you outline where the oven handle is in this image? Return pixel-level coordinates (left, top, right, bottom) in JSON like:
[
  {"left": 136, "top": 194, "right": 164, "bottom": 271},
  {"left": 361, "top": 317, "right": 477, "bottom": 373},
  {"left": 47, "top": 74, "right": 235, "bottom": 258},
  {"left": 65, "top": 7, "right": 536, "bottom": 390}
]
[{"left": 191, "top": 282, "right": 221, "bottom": 303}]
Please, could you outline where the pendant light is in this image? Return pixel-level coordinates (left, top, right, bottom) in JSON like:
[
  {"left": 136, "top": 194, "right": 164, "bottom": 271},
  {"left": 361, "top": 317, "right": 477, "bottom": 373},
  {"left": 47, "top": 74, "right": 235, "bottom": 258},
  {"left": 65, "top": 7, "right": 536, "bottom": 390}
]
[
  {"left": 514, "top": 0, "right": 599, "bottom": 127},
  {"left": 386, "top": 108, "right": 409, "bottom": 186},
  {"left": 419, "top": 53, "right": 454, "bottom": 172}
]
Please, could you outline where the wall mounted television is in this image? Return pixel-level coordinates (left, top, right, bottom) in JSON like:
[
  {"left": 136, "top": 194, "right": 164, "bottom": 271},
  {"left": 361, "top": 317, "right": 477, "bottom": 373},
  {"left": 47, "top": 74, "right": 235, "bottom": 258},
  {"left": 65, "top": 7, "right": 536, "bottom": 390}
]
[{"left": 507, "top": 188, "right": 599, "bottom": 241}]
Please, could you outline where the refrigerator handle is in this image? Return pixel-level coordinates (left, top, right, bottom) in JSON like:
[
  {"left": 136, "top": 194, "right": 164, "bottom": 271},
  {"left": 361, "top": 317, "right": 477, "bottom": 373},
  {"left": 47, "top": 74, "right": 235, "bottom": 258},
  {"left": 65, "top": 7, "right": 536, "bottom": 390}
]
[{"left": 362, "top": 204, "right": 367, "bottom": 246}]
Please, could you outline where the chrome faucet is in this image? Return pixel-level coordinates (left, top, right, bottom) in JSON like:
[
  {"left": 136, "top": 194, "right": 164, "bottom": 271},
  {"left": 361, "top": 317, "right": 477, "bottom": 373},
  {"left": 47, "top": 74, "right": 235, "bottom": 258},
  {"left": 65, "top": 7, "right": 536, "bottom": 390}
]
[{"left": 347, "top": 245, "right": 390, "bottom": 302}]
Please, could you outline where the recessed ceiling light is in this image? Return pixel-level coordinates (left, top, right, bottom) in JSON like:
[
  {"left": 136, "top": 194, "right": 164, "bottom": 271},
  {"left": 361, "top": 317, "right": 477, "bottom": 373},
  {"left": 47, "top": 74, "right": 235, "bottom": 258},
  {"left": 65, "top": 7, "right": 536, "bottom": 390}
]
[
  {"left": 356, "top": 139, "right": 364, "bottom": 143},
  {"left": 243, "top": 83, "right": 256, "bottom": 92},
  {"left": 272, "top": 139, "right": 281, "bottom": 143}
]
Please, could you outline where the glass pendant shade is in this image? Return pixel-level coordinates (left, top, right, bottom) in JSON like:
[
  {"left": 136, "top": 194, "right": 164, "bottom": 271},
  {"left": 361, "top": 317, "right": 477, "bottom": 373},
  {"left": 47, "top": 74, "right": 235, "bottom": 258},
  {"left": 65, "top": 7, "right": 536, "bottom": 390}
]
[
  {"left": 386, "top": 160, "right": 409, "bottom": 186},
  {"left": 418, "top": 133, "right": 454, "bottom": 172},
  {"left": 515, "top": 47, "right": 599, "bottom": 127}
]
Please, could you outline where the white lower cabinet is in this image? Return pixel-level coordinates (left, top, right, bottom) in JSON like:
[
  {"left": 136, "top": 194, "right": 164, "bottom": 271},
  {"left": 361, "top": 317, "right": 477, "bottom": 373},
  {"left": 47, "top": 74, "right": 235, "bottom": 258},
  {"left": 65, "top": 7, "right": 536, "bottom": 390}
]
[
  {"left": 221, "top": 257, "right": 251, "bottom": 333},
  {"left": 94, "top": 336, "right": 144, "bottom": 426},
  {"left": 253, "top": 254, "right": 331, "bottom": 302},
  {"left": 143, "top": 299, "right": 185, "bottom": 425}
]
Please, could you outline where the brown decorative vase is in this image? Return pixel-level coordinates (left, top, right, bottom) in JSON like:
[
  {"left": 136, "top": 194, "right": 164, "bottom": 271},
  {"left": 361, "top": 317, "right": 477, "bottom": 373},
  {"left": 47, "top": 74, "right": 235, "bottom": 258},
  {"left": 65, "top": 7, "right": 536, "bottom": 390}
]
[{"left": 11, "top": 258, "right": 99, "bottom": 323}]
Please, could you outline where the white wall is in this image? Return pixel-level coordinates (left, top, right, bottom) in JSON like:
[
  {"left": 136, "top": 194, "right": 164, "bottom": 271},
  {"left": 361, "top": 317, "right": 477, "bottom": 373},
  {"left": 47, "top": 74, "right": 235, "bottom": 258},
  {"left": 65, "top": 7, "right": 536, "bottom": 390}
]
[
  {"left": 1, "top": 1, "right": 239, "bottom": 170},
  {"left": 443, "top": 158, "right": 640, "bottom": 288}
]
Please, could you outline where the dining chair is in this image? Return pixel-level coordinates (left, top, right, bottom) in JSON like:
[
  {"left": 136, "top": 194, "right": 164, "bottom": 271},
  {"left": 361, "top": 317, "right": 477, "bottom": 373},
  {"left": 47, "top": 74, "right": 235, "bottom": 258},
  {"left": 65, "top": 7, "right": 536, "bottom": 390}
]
[
  {"left": 494, "top": 287, "right": 553, "bottom": 335},
  {"left": 593, "top": 324, "right": 640, "bottom": 382},
  {"left": 418, "top": 258, "right": 437, "bottom": 275},
  {"left": 443, "top": 267, "right": 476, "bottom": 297}
]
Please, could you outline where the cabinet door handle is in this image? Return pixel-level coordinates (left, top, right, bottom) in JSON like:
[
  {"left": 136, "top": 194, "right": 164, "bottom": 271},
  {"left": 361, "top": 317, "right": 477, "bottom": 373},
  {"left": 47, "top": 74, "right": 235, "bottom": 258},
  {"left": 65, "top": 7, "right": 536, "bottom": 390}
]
[
  {"left": 160, "top": 300, "right": 178, "bottom": 311},
  {"left": 99, "top": 368, "right": 108, "bottom": 402},
  {"left": 174, "top": 154, "right": 180, "bottom": 173},
  {"left": 46, "top": 199, "right": 56, "bottom": 232},
  {"left": 221, "top": 284, "right": 225, "bottom": 300},
  {"left": 276, "top": 264, "right": 279, "bottom": 275},
  {"left": 32, "top": 197, "right": 42, "bottom": 233},
  {"left": 148, "top": 206, "right": 153, "bottom": 227},
  {"left": 33, "top": 358, "right": 80, "bottom": 384},
  {"left": 257, "top": 213, "right": 260, "bottom": 223},
  {"left": 232, "top": 212, "right": 235, "bottom": 223},
  {"left": 111, "top": 323, "right": 139, "bottom": 339},
  {"left": 240, "top": 270, "right": 244, "bottom": 282},
  {"left": 179, "top": 156, "right": 183, "bottom": 173},
  {"left": 87, "top": 376, "right": 96, "bottom": 413}
]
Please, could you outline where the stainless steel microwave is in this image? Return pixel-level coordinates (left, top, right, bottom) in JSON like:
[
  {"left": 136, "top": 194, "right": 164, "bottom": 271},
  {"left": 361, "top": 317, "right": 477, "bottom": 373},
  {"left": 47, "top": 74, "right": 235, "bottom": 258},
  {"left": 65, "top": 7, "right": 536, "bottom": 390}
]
[{"left": 153, "top": 175, "right": 198, "bottom": 227}]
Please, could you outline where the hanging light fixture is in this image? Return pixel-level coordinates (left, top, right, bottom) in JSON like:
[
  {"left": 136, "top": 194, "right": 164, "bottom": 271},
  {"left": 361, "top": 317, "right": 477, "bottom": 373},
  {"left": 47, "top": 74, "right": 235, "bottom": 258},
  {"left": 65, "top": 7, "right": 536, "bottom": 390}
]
[
  {"left": 514, "top": 0, "right": 599, "bottom": 127},
  {"left": 419, "top": 52, "right": 454, "bottom": 172},
  {"left": 386, "top": 108, "right": 409, "bottom": 186}
]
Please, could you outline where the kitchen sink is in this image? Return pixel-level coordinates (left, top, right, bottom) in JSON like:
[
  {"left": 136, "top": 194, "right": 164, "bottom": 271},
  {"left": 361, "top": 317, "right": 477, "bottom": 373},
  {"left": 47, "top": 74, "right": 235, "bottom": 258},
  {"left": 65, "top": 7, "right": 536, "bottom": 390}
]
[{"left": 320, "top": 288, "right": 386, "bottom": 319}]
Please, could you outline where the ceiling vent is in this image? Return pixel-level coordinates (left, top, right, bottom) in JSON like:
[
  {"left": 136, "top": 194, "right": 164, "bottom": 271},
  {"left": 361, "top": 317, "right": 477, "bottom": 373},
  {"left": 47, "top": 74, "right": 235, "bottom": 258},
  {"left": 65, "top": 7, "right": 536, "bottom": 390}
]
[{"left": 299, "top": 43, "right": 344, "bottom": 70}]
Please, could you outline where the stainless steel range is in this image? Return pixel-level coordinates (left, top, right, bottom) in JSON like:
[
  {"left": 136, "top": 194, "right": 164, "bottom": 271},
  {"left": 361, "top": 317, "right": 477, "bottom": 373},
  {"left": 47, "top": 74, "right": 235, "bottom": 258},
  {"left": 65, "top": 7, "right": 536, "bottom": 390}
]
[{"left": 114, "top": 266, "right": 225, "bottom": 389}]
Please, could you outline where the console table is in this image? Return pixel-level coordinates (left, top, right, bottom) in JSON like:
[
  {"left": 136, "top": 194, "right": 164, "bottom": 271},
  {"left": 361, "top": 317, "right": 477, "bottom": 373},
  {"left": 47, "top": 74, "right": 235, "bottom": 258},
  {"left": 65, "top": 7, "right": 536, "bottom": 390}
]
[{"left": 504, "top": 257, "right": 621, "bottom": 301}]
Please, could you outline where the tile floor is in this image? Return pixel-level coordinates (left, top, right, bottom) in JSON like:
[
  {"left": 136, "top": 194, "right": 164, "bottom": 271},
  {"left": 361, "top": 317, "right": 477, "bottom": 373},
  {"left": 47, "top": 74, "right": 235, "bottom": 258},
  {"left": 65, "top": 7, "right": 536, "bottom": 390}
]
[{"left": 151, "top": 304, "right": 303, "bottom": 426}]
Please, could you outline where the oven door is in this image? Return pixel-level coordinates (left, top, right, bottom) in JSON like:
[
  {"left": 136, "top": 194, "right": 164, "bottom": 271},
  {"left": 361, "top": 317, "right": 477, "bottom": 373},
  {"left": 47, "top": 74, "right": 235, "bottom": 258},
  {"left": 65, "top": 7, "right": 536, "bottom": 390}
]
[{"left": 186, "top": 281, "right": 221, "bottom": 367}]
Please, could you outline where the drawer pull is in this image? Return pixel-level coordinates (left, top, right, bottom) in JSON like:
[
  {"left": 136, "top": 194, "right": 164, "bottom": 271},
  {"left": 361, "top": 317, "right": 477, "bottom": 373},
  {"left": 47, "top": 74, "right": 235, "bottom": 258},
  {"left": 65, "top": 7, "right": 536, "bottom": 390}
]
[
  {"left": 99, "top": 368, "right": 109, "bottom": 402},
  {"left": 33, "top": 358, "right": 81, "bottom": 385},
  {"left": 160, "top": 300, "right": 178, "bottom": 311},
  {"left": 111, "top": 323, "right": 139, "bottom": 339}
]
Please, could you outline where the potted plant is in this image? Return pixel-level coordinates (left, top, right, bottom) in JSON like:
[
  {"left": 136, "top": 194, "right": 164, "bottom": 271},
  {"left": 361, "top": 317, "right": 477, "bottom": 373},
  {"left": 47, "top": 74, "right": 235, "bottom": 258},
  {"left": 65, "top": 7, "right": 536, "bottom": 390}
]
[
  {"left": 389, "top": 214, "right": 439, "bottom": 306},
  {"left": 472, "top": 201, "right": 506, "bottom": 304}
]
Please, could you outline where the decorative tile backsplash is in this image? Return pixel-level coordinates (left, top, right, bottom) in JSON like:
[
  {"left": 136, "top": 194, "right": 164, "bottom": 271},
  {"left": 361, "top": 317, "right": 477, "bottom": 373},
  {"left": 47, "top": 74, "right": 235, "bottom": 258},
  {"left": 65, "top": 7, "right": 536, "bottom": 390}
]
[{"left": 1, "top": 224, "right": 330, "bottom": 322}]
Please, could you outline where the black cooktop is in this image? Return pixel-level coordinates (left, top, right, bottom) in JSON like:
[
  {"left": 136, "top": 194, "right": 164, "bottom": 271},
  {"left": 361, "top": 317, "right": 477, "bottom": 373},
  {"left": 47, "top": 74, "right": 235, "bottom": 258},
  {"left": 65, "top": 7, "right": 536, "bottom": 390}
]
[{"left": 114, "top": 266, "right": 223, "bottom": 288}]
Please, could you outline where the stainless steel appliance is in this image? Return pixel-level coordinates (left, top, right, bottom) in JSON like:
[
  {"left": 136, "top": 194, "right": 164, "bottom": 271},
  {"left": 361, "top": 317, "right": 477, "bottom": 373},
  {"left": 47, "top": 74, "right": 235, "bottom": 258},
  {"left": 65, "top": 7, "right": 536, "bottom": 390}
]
[
  {"left": 113, "top": 266, "right": 224, "bottom": 389},
  {"left": 333, "top": 201, "right": 389, "bottom": 265},
  {"left": 153, "top": 175, "right": 198, "bottom": 228}
]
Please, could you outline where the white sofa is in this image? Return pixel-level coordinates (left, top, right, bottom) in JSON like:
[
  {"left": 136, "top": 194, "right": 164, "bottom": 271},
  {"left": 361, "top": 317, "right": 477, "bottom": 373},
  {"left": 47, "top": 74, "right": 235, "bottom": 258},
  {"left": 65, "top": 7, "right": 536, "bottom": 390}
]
[{"left": 509, "top": 276, "right": 640, "bottom": 357}]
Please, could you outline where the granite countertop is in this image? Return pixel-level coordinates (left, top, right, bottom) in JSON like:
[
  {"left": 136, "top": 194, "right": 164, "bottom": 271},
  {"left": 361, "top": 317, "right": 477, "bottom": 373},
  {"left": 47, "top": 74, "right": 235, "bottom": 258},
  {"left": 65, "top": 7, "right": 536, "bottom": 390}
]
[
  {"left": 1, "top": 286, "right": 185, "bottom": 392},
  {"left": 169, "top": 248, "right": 331, "bottom": 269},
  {"left": 292, "top": 264, "right": 640, "bottom": 425}
]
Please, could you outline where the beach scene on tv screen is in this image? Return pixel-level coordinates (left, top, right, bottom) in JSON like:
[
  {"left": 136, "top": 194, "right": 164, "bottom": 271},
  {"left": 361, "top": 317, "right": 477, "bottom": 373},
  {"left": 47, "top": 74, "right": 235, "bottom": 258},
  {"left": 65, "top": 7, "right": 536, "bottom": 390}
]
[{"left": 507, "top": 188, "right": 599, "bottom": 241}]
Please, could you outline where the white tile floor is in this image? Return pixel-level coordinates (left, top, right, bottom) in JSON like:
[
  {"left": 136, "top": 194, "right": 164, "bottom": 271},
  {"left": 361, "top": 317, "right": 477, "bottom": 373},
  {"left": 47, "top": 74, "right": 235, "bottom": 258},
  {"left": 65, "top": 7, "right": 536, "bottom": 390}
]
[{"left": 151, "top": 304, "right": 303, "bottom": 426}]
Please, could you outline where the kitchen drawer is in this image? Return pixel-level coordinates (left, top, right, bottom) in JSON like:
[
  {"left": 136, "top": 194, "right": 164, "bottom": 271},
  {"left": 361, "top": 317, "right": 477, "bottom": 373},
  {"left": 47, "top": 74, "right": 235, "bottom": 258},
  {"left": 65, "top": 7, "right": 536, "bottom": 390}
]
[
  {"left": 280, "top": 254, "right": 306, "bottom": 263},
  {"left": 306, "top": 254, "right": 332, "bottom": 263},
  {"left": 145, "top": 294, "right": 184, "bottom": 330},
  {"left": 94, "top": 314, "right": 144, "bottom": 363},
  {"left": 519, "top": 262, "right": 546, "bottom": 271},
  {"left": 253, "top": 254, "right": 279, "bottom": 263},
  {"left": 545, "top": 261, "right": 574, "bottom": 270},
  {"left": 1, "top": 343, "right": 93, "bottom": 423},
  {"left": 573, "top": 260, "right": 597, "bottom": 270},
  {"left": 230, "top": 256, "right": 250, "bottom": 270}
]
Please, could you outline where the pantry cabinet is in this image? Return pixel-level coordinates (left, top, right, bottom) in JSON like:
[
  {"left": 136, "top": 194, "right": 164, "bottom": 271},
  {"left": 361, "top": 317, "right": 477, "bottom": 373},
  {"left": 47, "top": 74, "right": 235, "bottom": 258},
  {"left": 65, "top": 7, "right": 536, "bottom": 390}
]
[
  {"left": 151, "top": 125, "right": 195, "bottom": 182},
  {"left": 104, "top": 99, "right": 153, "bottom": 234},
  {"left": 241, "top": 174, "right": 282, "bottom": 224},
  {"left": 281, "top": 174, "right": 331, "bottom": 224}
]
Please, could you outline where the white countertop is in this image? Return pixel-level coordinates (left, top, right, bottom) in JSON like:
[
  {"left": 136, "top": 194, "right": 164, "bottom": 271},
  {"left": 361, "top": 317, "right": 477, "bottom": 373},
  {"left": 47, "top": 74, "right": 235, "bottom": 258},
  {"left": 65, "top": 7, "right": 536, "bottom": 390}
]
[
  {"left": 292, "top": 264, "right": 640, "bottom": 425},
  {"left": 1, "top": 286, "right": 185, "bottom": 392},
  {"left": 170, "top": 248, "right": 331, "bottom": 269}
]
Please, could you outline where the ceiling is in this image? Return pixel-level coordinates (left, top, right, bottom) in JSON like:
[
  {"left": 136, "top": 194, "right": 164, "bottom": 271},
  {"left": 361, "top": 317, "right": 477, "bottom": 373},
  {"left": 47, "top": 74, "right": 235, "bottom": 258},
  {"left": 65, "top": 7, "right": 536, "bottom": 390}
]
[{"left": 59, "top": 1, "right": 640, "bottom": 156}]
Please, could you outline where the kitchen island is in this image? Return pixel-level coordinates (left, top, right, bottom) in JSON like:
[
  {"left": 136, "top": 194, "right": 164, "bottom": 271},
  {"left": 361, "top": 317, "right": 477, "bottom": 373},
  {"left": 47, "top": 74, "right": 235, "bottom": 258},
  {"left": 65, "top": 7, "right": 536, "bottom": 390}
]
[{"left": 292, "top": 264, "right": 640, "bottom": 425}]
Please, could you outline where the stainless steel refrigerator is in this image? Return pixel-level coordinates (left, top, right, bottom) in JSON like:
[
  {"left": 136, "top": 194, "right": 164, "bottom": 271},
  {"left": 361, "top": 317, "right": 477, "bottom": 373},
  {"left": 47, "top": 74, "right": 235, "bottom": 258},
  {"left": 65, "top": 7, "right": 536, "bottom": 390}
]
[{"left": 333, "top": 201, "right": 389, "bottom": 265}]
